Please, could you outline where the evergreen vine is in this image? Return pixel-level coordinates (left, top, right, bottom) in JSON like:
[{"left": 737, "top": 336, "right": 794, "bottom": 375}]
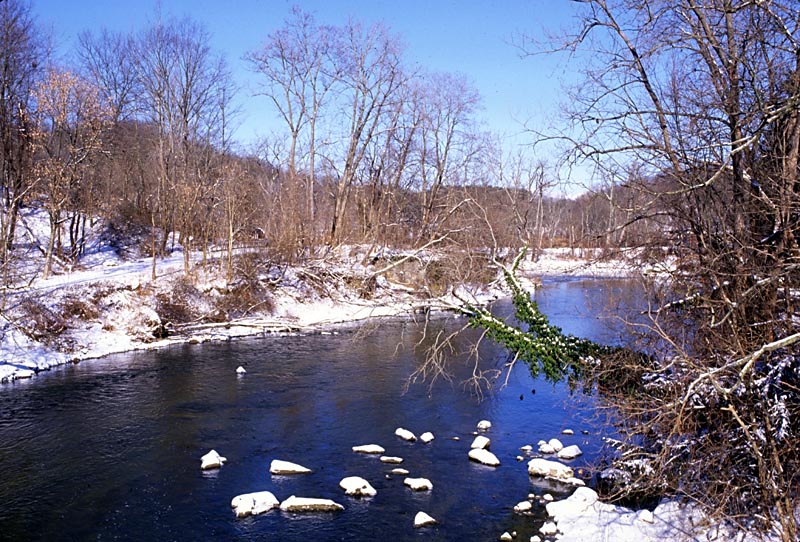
[{"left": 462, "top": 249, "right": 610, "bottom": 383}]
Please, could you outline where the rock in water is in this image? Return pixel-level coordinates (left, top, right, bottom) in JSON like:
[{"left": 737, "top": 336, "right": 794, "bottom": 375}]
[
  {"left": 380, "top": 456, "right": 404, "bottom": 464},
  {"left": 270, "top": 459, "right": 312, "bottom": 474},
  {"left": 414, "top": 511, "right": 437, "bottom": 528},
  {"left": 395, "top": 427, "right": 417, "bottom": 441},
  {"left": 538, "top": 440, "right": 555, "bottom": 454},
  {"left": 500, "top": 532, "right": 513, "bottom": 541},
  {"left": 527, "top": 458, "right": 574, "bottom": 480},
  {"left": 477, "top": 420, "right": 492, "bottom": 430},
  {"left": 420, "top": 432, "right": 435, "bottom": 443},
  {"left": 548, "top": 438, "right": 564, "bottom": 452},
  {"left": 468, "top": 448, "right": 500, "bottom": 466},
  {"left": 404, "top": 477, "right": 433, "bottom": 491},
  {"left": 513, "top": 500, "right": 533, "bottom": 513},
  {"left": 557, "top": 445, "right": 583, "bottom": 460},
  {"left": 231, "top": 491, "right": 279, "bottom": 517},
  {"left": 339, "top": 476, "right": 377, "bottom": 497},
  {"left": 390, "top": 468, "right": 410, "bottom": 475},
  {"left": 279, "top": 495, "right": 344, "bottom": 513},
  {"left": 352, "top": 444, "right": 385, "bottom": 454},
  {"left": 200, "top": 449, "right": 227, "bottom": 470},
  {"left": 236, "top": 366, "right": 246, "bottom": 375},
  {"left": 470, "top": 435, "right": 491, "bottom": 449}
]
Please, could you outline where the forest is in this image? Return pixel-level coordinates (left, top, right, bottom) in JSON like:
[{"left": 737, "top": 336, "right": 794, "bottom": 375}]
[{"left": 2, "top": 0, "right": 799, "bottom": 540}]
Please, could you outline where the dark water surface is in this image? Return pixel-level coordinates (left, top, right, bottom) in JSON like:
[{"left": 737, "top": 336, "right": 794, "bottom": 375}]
[{"left": 0, "top": 279, "right": 640, "bottom": 542}]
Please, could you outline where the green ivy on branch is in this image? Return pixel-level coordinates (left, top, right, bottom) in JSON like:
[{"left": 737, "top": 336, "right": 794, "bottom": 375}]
[{"left": 460, "top": 248, "right": 611, "bottom": 383}]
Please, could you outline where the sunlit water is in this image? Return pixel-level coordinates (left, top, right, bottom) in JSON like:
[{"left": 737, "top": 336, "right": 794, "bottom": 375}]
[{"left": 0, "top": 278, "right": 641, "bottom": 541}]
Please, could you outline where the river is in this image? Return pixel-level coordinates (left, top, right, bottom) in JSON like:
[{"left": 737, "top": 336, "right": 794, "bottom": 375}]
[{"left": 0, "top": 278, "right": 641, "bottom": 542}]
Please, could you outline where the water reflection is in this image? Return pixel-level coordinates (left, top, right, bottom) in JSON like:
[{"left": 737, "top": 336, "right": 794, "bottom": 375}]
[{"left": 0, "top": 279, "right": 643, "bottom": 541}]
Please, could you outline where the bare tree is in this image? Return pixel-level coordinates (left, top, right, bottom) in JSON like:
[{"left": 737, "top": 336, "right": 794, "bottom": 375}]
[
  {"left": 0, "top": 0, "right": 45, "bottom": 275},
  {"left": 134, "top": 14, "right": 233, "bottom": 276},
  {"left": 512, "top": 0, "right": 800, "bottom": 537},
  {"left": 31, "top": 68, "right": 109, "bottom": 278}
]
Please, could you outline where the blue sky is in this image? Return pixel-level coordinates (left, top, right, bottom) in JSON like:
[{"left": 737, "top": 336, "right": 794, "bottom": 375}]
[{"left": 33, "top": 0, "right": 584, "bottom": 181}]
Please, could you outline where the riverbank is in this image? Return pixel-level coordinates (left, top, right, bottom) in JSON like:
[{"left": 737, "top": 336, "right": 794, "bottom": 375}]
[{"left": 0, "top": 244, "right": 640, "bottom": 384}]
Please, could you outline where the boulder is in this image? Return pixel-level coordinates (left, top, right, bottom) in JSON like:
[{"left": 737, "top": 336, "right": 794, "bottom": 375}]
[
  {"left": 477, "top": 420, "right": 492, "bottom": 430},
  {"left": 231, "top": 491, "right": 279, "bottom": 517},
  {"left": 538, "top": 441, "right": 555, "bottom": 454},
  {"left": 270, "top": 459, "right": 311, "bottom": 475},
  {"left": 236, "top": 366, "right": 246, "bottom": 374},
  {"left": 200, "top": 449, "right": 227, "bottom": 470},
  {"left": 380, "top": 456, "right": 403, "bottom": 464},
  {"left": 513, "top": 500, "right": 533, "bottom": 513},
  {"left": 404, "top": 477, "right": 433, "bottom": 491},
  {"left": 557, "top": 445, "right": 583, "bottom": 460},
  {"left": 527, "top": 458, "right": 574, "bottom": 480},
  {"left": 499, "top": 532, "right": 513, "bottom": 541},
  {"left": 279, "top": 495, "right": 344, "bottom": 513},
  {"left": 395, "top": 427, "right": 417, "bottom": 441},
  {"left": 468, "top": 448, "right": 500, "bottom": 467},
  {"left": 562, "top": 428, "right": 574, "bottom": 435},
  {"left": 548, "top": 438, "right": 564, "bottom": 452},
  {"left": 539, "top": 521, "right": 559, "bottom": 535},
  {"left": 390, "top": 468, "right": 410, "bottom": 475},
  {"left": 520, "top": 444, "right": 533, "bottom": 452},
  {"left": 339, "top": 476, "right": 377, "bottom": 497},
  {"left": 352, "top": 444, "right": 385, "bottom": 454},
  {"left": 420, "top": 432, "right": 435, "bottom": 443},
  {"left": 414, "top": 511, "right": 437, "bottom": 528},
  {"left": 470, "top": 435, "right": 491, "bottom": 449}
]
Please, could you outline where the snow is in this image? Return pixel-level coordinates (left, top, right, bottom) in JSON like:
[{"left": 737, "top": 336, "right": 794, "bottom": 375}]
[
  {"left": 231, "top": 491, "right": 279, "bottom": 517},
  {"left": 0, "top": 208, "right": 638, "bottom": 385},
  {"left": 544, "top": 487, "right": 763, "bottom": 542},
  {"left": 269, "top": 459, "right": 312, "bottom": 475},
  {"left": 413, "top": 511, "right": 437, "bottom": 528},
  {"left": 470, "top": 435, "right": 491, "bottom": 449},
  {"left": 468, "top": 448, "right": 501, "bottom": 466},
  {"left": 339, "top": 476, "right": 377, "bottom": 497}
]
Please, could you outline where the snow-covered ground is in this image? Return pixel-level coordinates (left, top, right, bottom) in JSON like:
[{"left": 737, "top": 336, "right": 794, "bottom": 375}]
[{"left": 0, "top": 209, "right": 646, "bottom": 385}]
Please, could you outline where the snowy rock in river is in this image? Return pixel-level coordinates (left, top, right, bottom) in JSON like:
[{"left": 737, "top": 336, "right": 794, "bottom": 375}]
[
  {"left": 468, "top": 448, "right": 500, "bottom": 467},
  {"left": 477, "top": 420, "right": 492, "bottom": 430},
  {"left": 231, "top": 491, "right": 279, "bottom": 517},
  {"left": 236, "top": 366, "right": 246, "bottom": 375},
  {"left": 420, "top": 431, "right": 434, "bottom": 443},
  {"left": 514, "top": 500, "right": 533, "bottom": 513},
  {"left": 527, "top": 458, "right": 574, "bottom": 480},
  {"left": 557, "top": 445, "right": 583, "bottom": 460},
  {"left": 352, "top": 444, "right": 385, "bottom": 454},
  {"left": 270, "top": 459, "right": 312, "bottom": 474},
  {"left": 395, "top": 427, "right": 417, "bottom": 441},
  {"left": 380, "top": 456, "right": 403, "bottom": 464},
  {"left": 499, "top": 532, "right": 513, "bottom": 541},
  {"left": 548, "top": 438, "right": 564, "bottom": 452},
  {"left": 404, "top": 477, "right": 433, "bottom": 491},
  {"left": 414, "top": 511, "right": 437, "bottom": 528},
  {"left": 279, "top": 495, "right": 344, "bottom": 513},
  {"left": 471, "top": 435, "right": 491, "bottom": 449},
  {"left": 339, "top": 476, "right": 377, "bottom": 497},
  {"left": 390, "top": 468, "right": 410, "bottom": 475},
  {"left": 562, "top": 428, "right": 574, "bottom": 435},
  {"left": 538, "top": 441, "right": 555, "bottom": 454},
  {"left": 200, "top": 449, "right": 227, "bottom": 470}
]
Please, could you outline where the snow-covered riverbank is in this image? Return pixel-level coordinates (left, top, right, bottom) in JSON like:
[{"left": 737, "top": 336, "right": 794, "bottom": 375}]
[{"left": 0, "top": 235, "right": 640, "bottom": 385}]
